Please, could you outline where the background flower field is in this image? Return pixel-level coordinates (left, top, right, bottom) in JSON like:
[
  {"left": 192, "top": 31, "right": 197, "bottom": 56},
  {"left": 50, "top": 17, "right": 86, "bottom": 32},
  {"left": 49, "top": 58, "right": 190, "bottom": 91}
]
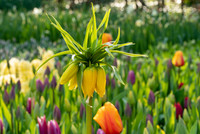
[{"left": 0, "top": 0, "right": 200, "bottom": 134}]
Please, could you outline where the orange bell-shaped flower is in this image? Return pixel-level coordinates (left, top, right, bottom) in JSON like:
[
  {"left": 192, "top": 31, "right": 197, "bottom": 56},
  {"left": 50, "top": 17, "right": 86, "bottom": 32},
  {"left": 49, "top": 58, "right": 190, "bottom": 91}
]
[
  {"left": 102, "top": 33, "right": 112, "bottom": 44},
  {"left": 172, "top": 51, "right": 185, "bottom": 67},
  {"left": 93, "top": 102, "right": 123, "bottom": 134}
]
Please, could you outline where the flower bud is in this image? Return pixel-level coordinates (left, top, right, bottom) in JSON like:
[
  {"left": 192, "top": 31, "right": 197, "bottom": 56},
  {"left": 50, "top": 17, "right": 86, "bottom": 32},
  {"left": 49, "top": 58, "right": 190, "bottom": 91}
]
[
  {"left": 96, "top": 67, "right": 106, "bottom": 97},
  {"left": 113, "top": 58, "right": 118, "bottom": 67},
  {"left": 128, "top": 91, "right": 135, "bottom": 105},
  {"left": 183, "top": 109, "right": 190, "bottom": 122},
  {"left": 17, "top": 80, "right": 21, "bottom": 92},
  {"left": 97, "top": 129, "right": 106, "bottom": 134},
  {"left": 36, "top": 79, "right": 45, "bottom": 93},
  {"left": 174, "top": 102, "right": 183, "bottom": 119},
  {"left": 60, "top": 63, "right": 78, "bottom": 85},
  {"left": 26, "top": 98, "right": 32, "bottom": 114},
  {"left": 44, "top": 77, "right": 50, "bottom": 89},
  {"left": 16, "top": 106, "right": 21, "bottom": 120},
  {"left": 155, "top": 58, "right": 159, "bottom": 67},
  {"left": 0, "top": 118, "right": 3, "bottom": 134},
  {"left": 3, "top": 90, "right": 9, "bottom": 104},
  {"left": 47, "top": 120, "right": 61, "bottom": 134},
  {"left": 80, "top": 103, "right": 85, "bottom": 119},
  {"left": 115, "top": 101, "right": 120, "bottom": 112},
  {"left": 172, "top": 51, "right": 185, "bottom": 67},
  {"left": 82, "top": 67, "right": 97, "bottom": 97},
  {"left": 146, "top": 114, "right": 153, "bottom": 125},
  {"left": 148, "top": 90, "right": 155, "bottom": 105},
  {"left": 51, "top": 76, "right": 57, "bottom": 89},
  {"left": 64, "top": 99, "right": 71, "bottom": 113},
  {"left": 58, "top": 84, "right": 63, "bottom": 93},
  {"left": 125, "top": 103, "right": 132, "bottom": 117},
  {"left": 10, "top": 85, "right": 15, "bottom": 100},
  {"left": 56, "top": 61, "right": 62, "bottom": 76},
  {"left": 127, "top": 70, "right": 135, "bottom": 85},
  {"left": 53, "top": 105, "right": 61, "bottom": 122},
  {"left": 111, "top": 78, "right": 116, "bottom": 89},
  {"left": 37, "top": 116, "right": 47, "bottom": 134},
  {"left": 184, "top": 97, "right": 191, "bottom": 109},
  {"left": 106, "top": 74, "right": 110, "bottom": 86},
  {"left": 178, "top": 82, "right": 184, "bottom": 89},
  {"left": 44, "top": 66, "right": 51, "bottom": 77}
]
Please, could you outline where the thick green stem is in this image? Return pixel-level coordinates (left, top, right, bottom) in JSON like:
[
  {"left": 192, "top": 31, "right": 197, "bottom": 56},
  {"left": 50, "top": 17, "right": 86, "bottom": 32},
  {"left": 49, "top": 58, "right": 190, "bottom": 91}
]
[{"left": 86, "top": 98, "right": 92, "bottom": 134}]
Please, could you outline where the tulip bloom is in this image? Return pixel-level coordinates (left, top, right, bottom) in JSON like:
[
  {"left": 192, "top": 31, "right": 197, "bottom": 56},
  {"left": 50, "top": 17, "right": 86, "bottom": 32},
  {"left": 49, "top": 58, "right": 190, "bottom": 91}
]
[
  {"left": 174, "top": 102, "right": 183, "bottom": 119},
  {"left": 47, "top": 120, "right": 61, "bottom": 134},
  {"left": 172, "top": 51, "right": 185, "bottom": 67},
  {"left": 37, "top": 116, "right": 48, "bottom": 134},
  {"left": 93, "top": 102, "right": 123, "bottom": 134},
  {"left": 127, "top": 70, "right": 135, "bottom": 85},
  {"left": 26, "top": 98, "right": 32, "bottom": 114},
  {"left": 102, "top": 33, "right": 112, "bottom": 44}
]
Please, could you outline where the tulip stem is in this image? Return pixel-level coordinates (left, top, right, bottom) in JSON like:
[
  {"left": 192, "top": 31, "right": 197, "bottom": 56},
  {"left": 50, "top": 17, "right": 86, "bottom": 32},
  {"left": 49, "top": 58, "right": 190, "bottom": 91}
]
[
  {"left": 86, "top": 97, "right": 92, "bottom": 134},
  {"left": 177, "top": 67, "right": 180, "bottom": 86}
]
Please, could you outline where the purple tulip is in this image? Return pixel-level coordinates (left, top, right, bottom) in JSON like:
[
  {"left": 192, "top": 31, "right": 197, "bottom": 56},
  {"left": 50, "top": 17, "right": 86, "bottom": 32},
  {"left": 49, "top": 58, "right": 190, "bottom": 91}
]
[
  {"left": 146, "top": 114, "right": 153, "bottom": 125},
  {"left": 125, "top": 103, "right": 132, "bottom": 117},
  {"left": 58, "top": 84, "right": 63, "bottom": 92},
  {"left": 197, "top": 63, "right": 200, "bottom": 73},
  {"left": 56, "top": 61, "right": 62, "bottom": 76},
  {"left": 51, "top": 76, "right": 57, "bottom": 89},
  {"left": 16, "top": 106, "right": 21, "bottom": 120},
  {"left": 148, "top": 90, "right": 155, "bottom": 105},
  {"left": 184, "top": 97, "right": 191, "bottom": 109},
  {"left": 36, "top": 79, "right": 45, "bottom": 93},
  {"left": 37, "top": 116, "right": 48, "bottom": 134},
  {"left": 127, "top": 70, "right": 135, "bottom": 85},
  {"left": 26, "top": 98, "right": 32, "bottom": 114},
  {"left": 97, "top": 129, "right": 106, "bottom": 134},
  {"left": 53, "top": 106, "right": 61, "bottom": 122},
  {"left": 106, "top": 74, "right": 110, "bottom": 86},
  {"left": 47, "top": 120, "right": 61, "bottom": 134},
  {"left": 0, "top": 118, "right": 3, "bottom": 134},
  {"left": 44, "top": 77, "right": 50, "bottom": 88},
  {"left": 113, "top": 58, "right": 118, "bottom": 67},
  {"left": 115, "top": 101, "right": 120, "bottom": 112},
  {"left": 10, "top": 85, "right": 15, "bottom": 100},
  {"left": 44, "top": 66, "right": 51, "bottom": 77},
  {"left": 80, "top": 103, "right": 85, "bottom": 119},
  {"left": 111, "top": 78, "right": 115, "bottom": 89},
  {"left": 3, "top": 90, "right": 9, "bottom": 104},
  {"left": 17, "top": 80, "right": 21, "bottom": 92}
]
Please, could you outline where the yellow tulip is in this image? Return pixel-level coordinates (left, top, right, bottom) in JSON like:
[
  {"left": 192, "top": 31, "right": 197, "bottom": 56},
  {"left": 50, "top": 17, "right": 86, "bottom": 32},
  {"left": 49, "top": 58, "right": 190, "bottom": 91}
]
[
  {"left": 82, "top": 67, "right": 97, "bottom": 97},
  {"left": 96, "top": 67, "right": 106, "bottom": 97},
  {"left": 172, "top": 51, "right": 185, "bottom": 67},
  {"left": 60, "top": 63, "right": 78, "bottom": 85},
  {"left": 68, "top": 74, "right": 77, "bottom": 90}
]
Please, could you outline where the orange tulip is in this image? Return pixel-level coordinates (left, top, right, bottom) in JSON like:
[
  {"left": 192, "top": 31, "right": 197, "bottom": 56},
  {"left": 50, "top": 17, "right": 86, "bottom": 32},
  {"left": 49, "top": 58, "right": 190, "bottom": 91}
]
[
  {"left": 172, "top": 51, "right": 185, "bottom": 67},
  {"left": 102, "top": 33, "right": 112, "bottom": 44},
  {"left": 93, "top": 102, "right": 123, "bottom": 134}
]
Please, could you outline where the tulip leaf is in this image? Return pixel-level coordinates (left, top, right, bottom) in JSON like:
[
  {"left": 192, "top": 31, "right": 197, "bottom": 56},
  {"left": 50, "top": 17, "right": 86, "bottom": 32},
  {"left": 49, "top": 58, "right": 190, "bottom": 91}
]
[
  {"left": 175, "top": 119, "right": 188, "bottom": 134},
  {"left": 190, "top": 121, "right": 197, "bottom": 134},
  {"left": 111, "top": 66, "right": 125, "bottom": 85},
  {"left": 36, "top": 50, "right": 71, "bottom": 73},
  {"left": 110, "top": 50, "right": 148, "bottom": 57},
  {"left": 111, "top": 90, "right": 128, "bottom": 103},
  {"left": 113, "top": 28, "right": 120, "bottom": 45},
  {"left": 0, "top": 95, "right": 11, "bottom": 129}
]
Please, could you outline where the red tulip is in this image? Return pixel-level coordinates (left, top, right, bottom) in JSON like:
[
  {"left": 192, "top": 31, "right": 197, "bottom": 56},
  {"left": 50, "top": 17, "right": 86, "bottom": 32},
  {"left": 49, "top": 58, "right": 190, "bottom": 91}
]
[
  {"left": 93, "top": 102, "right": 123, "bottom": 134},
  {"left": 37, "top": 116, "right": 48, "bottom": 134},
  {"left": 178, "top": 82, "right": 184, "bottom": 89},
  {"left": 174, "top": 103, "right": 183, "bottom": 119}
]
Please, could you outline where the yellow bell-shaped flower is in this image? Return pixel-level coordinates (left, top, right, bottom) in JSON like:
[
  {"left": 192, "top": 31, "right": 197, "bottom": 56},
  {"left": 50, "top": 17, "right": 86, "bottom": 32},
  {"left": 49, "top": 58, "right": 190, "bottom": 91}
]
[
  {"left": 82, "top": 67, "right": 97, "bottom": 97},
  {"left": 60, "top": 63, "right": 78, "bottom": 85},
  {"left": 96, "top": 67, "right": 106, "bottom": 97},
  {"left": 68, "top": 74, "right": 77, "bottom": 90}
]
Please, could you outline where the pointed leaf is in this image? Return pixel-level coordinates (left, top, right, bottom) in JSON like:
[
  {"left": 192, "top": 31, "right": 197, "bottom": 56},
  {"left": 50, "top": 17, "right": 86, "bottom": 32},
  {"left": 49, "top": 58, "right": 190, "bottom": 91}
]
[
  {"left": 110, "top": 50, "right": 147, "bottom": 57},
  {"left": 113, "top": 28, "right": 120, "bottom": 45}
]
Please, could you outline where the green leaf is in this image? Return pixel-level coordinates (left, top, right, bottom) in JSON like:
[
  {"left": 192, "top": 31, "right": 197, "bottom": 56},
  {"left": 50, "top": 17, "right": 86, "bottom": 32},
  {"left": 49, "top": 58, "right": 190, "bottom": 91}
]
[
  {"left": 111, "top": 65, "right": 125, "bottom": 85},
  {"left": 175, "top": 119, "right": 188, "bottom": 134},
  {"left": 77, "top": 64, "right": 84, "bottom": 99},
  {"left": 190, "top": 121, "right": 197, "bottom": 134},
  {"left": 111, "top": 90, "right": 128, "bottom": 103},
  {"left": 36, "top": 50, "right": 71, "bottom": 73},
  {"left": 113, "top": 27, "right": 120, "bottom": 45},
  {"left": 91, "top": 3, "right": 97, "bottom": 50},
  {"left": 110, "top": 50, "right": 148, "bottom": 57},
  {"left": 111, "top": 42, "right": 135, "bottom": 49},
  {"left": 0, "top": 95, "right": 11, "bottom": 128},
  {"left": 105, "top": 48, "right": 114, "bottom": 58},
  {"left": 83, "top": 18, "right": 93, "bottom": 50}
]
